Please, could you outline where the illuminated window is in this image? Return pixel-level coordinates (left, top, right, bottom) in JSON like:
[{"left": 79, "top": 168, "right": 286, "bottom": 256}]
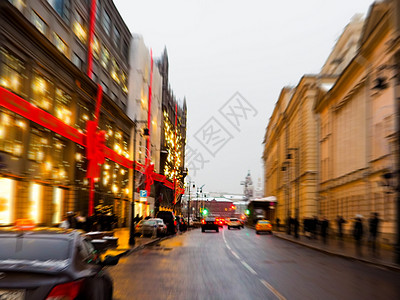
[
  {"left": 92, "top": 35, "right": 100, "bottom": 59},
  {"left": 55, "top": 87, "right": 72, "bottom": 125},
  {"left": 73, "top": 11, "right": 87, "bottom": 44},
  {"left": 0, "top": 178, "right": 15, "bottom": 225},
  {"left": 32, "top": 10, "right": 48, "bottom": 36},
  {"left": 100, "top": 47, "right": 110, "bottom": 69},
  {"left": 121, "top": 72, "right": 128, "bottom": 94},
  {"left": 29, "top": 183, "right": 43, "bottom": 224},
  {"left": 0, "top": 47, "right": 26, "bottom": 97},
  {"left": 53, "top": 136, "right": 66, "bottom": 169},
  {"left": 111, "top": 58, "right": 120, "bottom": 84},
  {"left": 28, "top": 129, "right": 46, "bottom": 162},
  {"left": 0, "top": 109, "right": 24, "bottom": 156},
  {"left": 53, "top": 187, "right": 64, "bottom": 224},
  {"left": 47, "top": 0, "right": 70, "bottom": 23},
  {"left": 102, "top": 10, "right": 111, "bottom": 36},
  {"left": 8, "top": 0, "right": 25, "bottom": 11},
  {"left": 31, "top": 71, "right": 53, "bottom": 111},
  {"left": 53, "top": 33, "right": 68, "bottom": 56}
]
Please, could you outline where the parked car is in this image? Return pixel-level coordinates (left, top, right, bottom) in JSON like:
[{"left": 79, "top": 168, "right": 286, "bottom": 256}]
[
  {"left": 141, "top": 218, "right": 167, "bottom": 237},
  {"left": 201, "top": 217, "right": 219, "bottom": 233},
  {"left": 156, "top": 211, "right": 177, "bottom": 235},
  {"left": 227, "top": 218, "right": 242, "bottom": 230},
  {"left": 175, "top": 216, "right": 187, "bottom": 231},
  {"left": 255, "top": 219, "right": 273, "bottom": 234},
  {"left": 0, "top": 222, "right": 121, "bottom": 300},
  {"left": 134, "top": 220, "right": 147, "bottom": 236}
]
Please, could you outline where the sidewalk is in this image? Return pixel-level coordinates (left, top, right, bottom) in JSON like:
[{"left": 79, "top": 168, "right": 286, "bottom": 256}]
[
  {"left": 103, "top": 227, "right": 162, "bottom": 257},
  {"left": 273, "top": 230, "right": 400, "bottom": 272}
]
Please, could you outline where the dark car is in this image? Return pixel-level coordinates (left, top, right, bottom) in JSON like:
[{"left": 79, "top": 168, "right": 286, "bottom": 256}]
[
  {"left": 156, "top": 211, "right": 177, "bottom": 235},
  {"left": 201, "top": 217, "right": 219, "bottom": 233},
  {"left": 141, "top": 218, "right": 167, "bottom": 237},
  {"left": 0, "top": 224, "right": 121, "bottom": 300},
  {"left": 175, "top": 216, "right": 187, "bottom": 232}
]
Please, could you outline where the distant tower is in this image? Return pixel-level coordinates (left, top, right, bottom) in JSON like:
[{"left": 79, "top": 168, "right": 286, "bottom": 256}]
[{"left": 241, "top": 171, "right": 254, "bottom": 200}]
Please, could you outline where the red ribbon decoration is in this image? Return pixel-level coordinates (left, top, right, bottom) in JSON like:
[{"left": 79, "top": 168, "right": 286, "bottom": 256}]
[
  {"left": 144, "top": 159, "right": 155, "bottom": 194},
  {"left": 86, "top": 120, "right": 106, "bottom": 179}
]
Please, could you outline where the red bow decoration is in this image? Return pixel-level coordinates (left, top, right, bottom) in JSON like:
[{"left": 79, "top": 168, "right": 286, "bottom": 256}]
[
  {"left": 144, "top": 159, "right": 155, "bottom": 194},
  {"left": 86, "top": 120, "right": 106, "bottom": 179}
]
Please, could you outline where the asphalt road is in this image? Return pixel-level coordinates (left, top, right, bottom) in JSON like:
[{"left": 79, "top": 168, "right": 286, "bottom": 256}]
[{"left": 109, "top": 226, "right": 400, "bottom": 300}]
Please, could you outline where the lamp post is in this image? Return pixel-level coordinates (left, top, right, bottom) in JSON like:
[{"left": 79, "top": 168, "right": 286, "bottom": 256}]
[
  {"left": 186, "top": 180, "right": 195, "bottom": 225},
  {"left": 129, "top": 121, "right": 149, "bottom": 246}
]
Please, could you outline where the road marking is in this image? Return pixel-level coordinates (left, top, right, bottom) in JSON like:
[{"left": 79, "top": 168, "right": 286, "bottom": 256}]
[
  {"left": 241, "top": 261, "right": 257, "bottom": 275},
  {"left": 222, "top": 227, "right": 286, "bottom": 300},
  {"left": 260, "top": 279, "right": 287, "bottom": 300},
  {"left": 231, "top": 251, "right": 241, "bottom": 260}
]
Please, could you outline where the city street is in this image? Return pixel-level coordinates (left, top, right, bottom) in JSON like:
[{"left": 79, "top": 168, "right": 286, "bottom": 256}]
[{"left": 110, "top": 227, "right": 400, "bottom": 300}]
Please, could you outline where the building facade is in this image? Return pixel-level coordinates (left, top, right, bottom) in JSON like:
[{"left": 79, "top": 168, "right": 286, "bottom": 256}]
[
  {"left": 127, "top": 34, "right": 163, "bottom": 217},
  {"left": 157, "top": 49, "right": 187, "bottom": 215},
  {"left": 0, "top": 0, "right": 133, "bottom": 226},
  {"left": 263, "top": 14, "right": 365, "bottom": 227},
  {"left": 314, "top": 0, "right": 399, "bottom": 242}
]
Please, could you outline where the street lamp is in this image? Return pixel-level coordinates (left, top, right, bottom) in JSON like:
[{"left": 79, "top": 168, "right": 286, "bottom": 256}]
[
  {"left": 186, "top": 180, "right": 195, "bottom": 225},
  {"left": 129, "top": 120, "right": 149, "bottom": 246}
]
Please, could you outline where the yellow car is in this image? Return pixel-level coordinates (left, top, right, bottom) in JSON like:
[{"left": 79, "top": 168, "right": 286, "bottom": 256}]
[{"left": 255, "top": 220, "right": 272, "bottom": 234}]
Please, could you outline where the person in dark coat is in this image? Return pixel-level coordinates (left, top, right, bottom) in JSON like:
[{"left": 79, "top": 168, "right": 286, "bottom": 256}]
[
  {"left": 336, "top": 215, "right": 346, "bottom": 240},
  {"left": 276, "top": 218, "right": 280, "bottom": 231},
  {"left": 320, "top": 216, "right": 329, "bottom": 244},
  {"left": 368, "top": 212, "right": 380, "bottom": 256},
  {"left": 353, "top": 215, "right": 364, "bottom": 256},
  {"left": 293, "top": 217, "right": 299, "bottom": 239}
]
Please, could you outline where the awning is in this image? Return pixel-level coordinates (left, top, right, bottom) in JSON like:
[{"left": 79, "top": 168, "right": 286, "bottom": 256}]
[{"left": 251, "top": 196, "right": 277, "bottom": 202}]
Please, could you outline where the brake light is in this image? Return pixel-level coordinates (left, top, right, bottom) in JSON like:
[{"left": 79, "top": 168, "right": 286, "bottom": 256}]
[
  {"left": 174, "top": 220, "right": 177, "bottom": 226},
  {"left": 46, "top": 280, "right": 83, "bottom": 300},
  {"left": 201, "top": 219, "right": 206, "bottom": 224}
]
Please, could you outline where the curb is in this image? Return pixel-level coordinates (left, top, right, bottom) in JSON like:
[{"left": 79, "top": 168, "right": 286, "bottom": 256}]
[{"left": 273, "top": 233, "right": 400, "bottom": 272}]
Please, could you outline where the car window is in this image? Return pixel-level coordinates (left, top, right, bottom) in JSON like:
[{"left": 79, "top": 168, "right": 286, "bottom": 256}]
[
  {"left": 258, "top": 221, "right": 270, "bottom": 224},
  {"left": 0, "top": 236, "right": 70, "bottom": 272},
  {"left": 230, "top": 218, "right": 238, "bottom": 221},
  {"left": 146, "top": 220, "right": 156, "bottom": 225}
]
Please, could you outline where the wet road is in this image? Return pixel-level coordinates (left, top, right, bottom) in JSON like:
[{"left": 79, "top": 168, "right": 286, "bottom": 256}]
[{"left": 110, "top": 227, "right": 400, "bottom": 300}]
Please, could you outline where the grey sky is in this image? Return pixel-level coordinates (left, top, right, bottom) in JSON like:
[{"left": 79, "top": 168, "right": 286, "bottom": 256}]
[{"left": 114, "top": 0, "right": 374, "bottom": 195}]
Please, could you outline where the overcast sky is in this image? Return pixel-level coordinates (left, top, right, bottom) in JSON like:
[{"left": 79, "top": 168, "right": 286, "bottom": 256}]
[{"left": 114, "top": 0, "right": 375, "bottom": 195}]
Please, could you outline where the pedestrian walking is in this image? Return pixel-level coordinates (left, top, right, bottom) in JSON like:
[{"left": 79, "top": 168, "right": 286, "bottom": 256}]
[
  {"left": 368, "top": 212, "right": 380, "bottom": 256},
  {"left": 293, "top": 217, "right": 299, "bottom": 239},
  {"left": 311, "top": 216, "right": 319, "bottom": 239},
  {"left": 276, "top": 217, "right": 280, "bottom": 231},
  {"left": 353, "top": 215, "right": 363, "bottom": 256},
  {"left": 320, "top": 216, "right": 329, "bottom": 244},
  {"left": 336, "top": 215, "right": 346, "bottom": 240}
]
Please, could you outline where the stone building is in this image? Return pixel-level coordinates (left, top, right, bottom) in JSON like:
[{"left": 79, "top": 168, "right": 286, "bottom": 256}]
[
  {"left": 263, "top": 14, "right": 365, "bottom": 226},
  {"left": 314, "top": 0, "right": 399, "bottom": 242}
]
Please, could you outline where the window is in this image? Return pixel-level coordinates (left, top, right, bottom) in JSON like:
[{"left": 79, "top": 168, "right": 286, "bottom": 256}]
[
  {"left": 100, "top": 47, "right": 110, "bottom": 69},
  {"left": 8, "top": 0, "right": 25, "bottom": 11},
  {"left": 72, "top": 53, "right": 84, "bottom": 70},
  {"left": 0, "top": 109, "right": 25, "bottom": 156},
  {"left": 0, "top": 47, "right": 26, "bottom": 97},
  {"left": 92, "top": 35, "right": 100, "bottom": 59},
  {"left": 73, "top": 11, "right": 87, "bottom": 44},
  {"left": 31, "top": 71, "right": 53, "bottom": 112},
  {"left": 32, "top": 10, "right": 48, "bottom": 36},
  {"left": 47, "top": 0, "right": 70, "bottom": 23},
  {"left": 28, "top": 128, "right": 46, "bottom": 162},
  {"left": 100, "top": 81, "right": 108, "bottom": 94},
  {"left": 102, "top": 10, "right": 111, "bottom": 36},
  {"left": 111, "top": 58, "right": 120, "bottom": 84},
  {"left": 121, "top": 71, "right": 128, "bottom": 94},
  {"left": 55, "top": 87, "right": 72, "bottom": 125},
  {"left": 53, "top": 33, "right": 68, "bottom": 56},
  {"left": 123, "top": 41, "right": 129, "bottom": 61},
  {"left": 113, "top": 26, "right": 120, "bottom": 47}
]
